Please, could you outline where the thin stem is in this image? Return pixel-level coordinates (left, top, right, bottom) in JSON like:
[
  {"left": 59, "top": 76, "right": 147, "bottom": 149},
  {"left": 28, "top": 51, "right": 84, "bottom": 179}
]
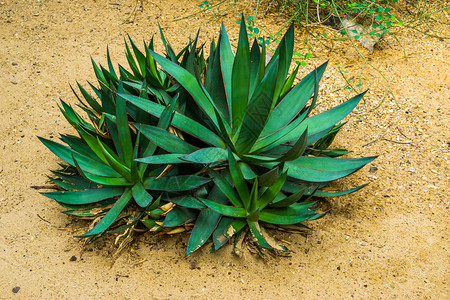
[
  {"left": 388, "top": 31, "right": 407, "bottom": 58},
  {"left": 254, "top": 0, "right": 261, "bottom": 23}
]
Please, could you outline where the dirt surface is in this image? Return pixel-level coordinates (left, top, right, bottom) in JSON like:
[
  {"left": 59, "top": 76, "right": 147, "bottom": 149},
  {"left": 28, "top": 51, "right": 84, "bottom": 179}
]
[{"left": 0, "top": 0, "right": 449, "bottom": 298}]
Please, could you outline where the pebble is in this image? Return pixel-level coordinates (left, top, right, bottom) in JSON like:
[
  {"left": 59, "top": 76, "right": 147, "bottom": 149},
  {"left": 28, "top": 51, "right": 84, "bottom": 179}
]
[
  {"left": 69, "top": 255, "right": 77, "bottom": 261},
  {"left": 369, "top": 166, "right": 378, "bottom": 172},
  {"left": 12, "top": 286, "right": 20, "bottom": 293},
  {"left": 359, "top": 241, "right": 368, "bottom": 246},
  {"left": 12, "top": 62, "right": 18, "bottom": 66}
]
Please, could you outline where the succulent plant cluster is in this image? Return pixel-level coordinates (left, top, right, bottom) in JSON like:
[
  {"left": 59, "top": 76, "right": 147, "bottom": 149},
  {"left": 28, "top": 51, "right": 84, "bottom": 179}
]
[{"left": 39, "top": 18, "right": 375, "bottom": 255}]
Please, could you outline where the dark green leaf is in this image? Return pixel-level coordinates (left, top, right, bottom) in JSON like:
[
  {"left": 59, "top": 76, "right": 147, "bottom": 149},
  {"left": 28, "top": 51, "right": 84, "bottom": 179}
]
[
  {"left": 81, "top": 189, "right": 131, "bottom": 237},
  {"left": 122, "top": 93, "right": 225, "bottom": 148},
  {"left": 81, "top": 171, "right": 132, "bottom": 186},
  {"left": 75, "top": 82, "right": 102, "bottom": 114},
  {"left": 91, "top": 58, "right": 108, "bottom": 87},
  {"left": 144, "top": 175, "right": 211, "bottom": 191},
  {"left": 228, "top": 150, "right": 250, "bottom": 209},
  {"left": 239, "top": 162, "right": 256, "bottom": 180},
  {"left": 167, "top": 196, "right": 206, "bottom": 209},
  {"left": 163, "top": 207, "right": 197, "bottom": 227},
  {"left": 262, "top": 92, "right": 366, "bottom": 151},
  {"left": 257, "top": 171, "right": 287, "bottom": 209},
  {"left": 304, "top": 69, "right": 319, "bottom": 118},
  {"left": 259, "top": 210, "right": 316, "bottom": 225},
  {"left": 264, "top": 201, "right": 316, "bottom": 215},
  {"left": 212, "top": 217, "right": 234, "bottom": 250},
  {"left": 262, "top": 61, "right": 327, "bottom": 135},
  {"left": 257, "top": 167, "right": 280, "bottom": 187},
  {"left": 276, "top": 127, "right": 308, "bottom": 162},
  {"left": 291, "top": 155, "right": 375, "bottom": 172},
  {"left": 136, "top": 124, "right": 198, "bottom": 154},
  {"left": 231, "top": 16, "right": 250, "bottom": 132},
  {"left": 249, "top": 38, "right": 261, "bottom": 99},
  {"left": 42, "top": 186, "right": 125, "bottom": 205},
  {"left": 252, "top": 110, "right": 308, "bottom": 153},
  {"left": 282, "top": 181, "right": 367, "bottom": 197},
  {"left": 235, "top": 57, "right": 279, "bottom": 153},
  {"left": 124, "top": 40, "right": 143, "bottom": 80},
  {"left": 147, "top": 49, "right": 220, "bottom": 129},
  {"left": 270, "top": 186, "right": 307, "bottom": 207},
  {"left": 39, "top": 137, "right": 121, "bottom": 178},
  {"left": 116, "top": 90, "right": 133, "bottom": 167},
  {"left": 213, "top": 108, "right": 237, "bottom": 152},
  {"left": 247, "top": 221, "right": 272, "bottom": 249},
  {"left": 219, "top": 24, "right": 234, "bottom": 115},
  {"left": 50, "top": 171, "right": 95, "bottom": 190},
  {"left": 135, "top": 154, "right": 185, "bottom": 164},
  {"left": 59, "top": 134, "right": 101, "bottom": 162},
  {"left": 141, "top": 219, "right": 163, "bottom": 231},
  {"left": 248, "top": 177, "right": 259, "bottom": 216},
  {"left": 209, "top": 170, "right": 242, "bottom": 208},
  {"left": 201, "top": 199, "right": 247, "bottom": 218},
  {"left": 106, "top": 46, "right": 118, "bottom": 79},
  {"left": 180, "top": 147, "right": 228, "bottom": 164},
  {"left": 186, "top": 207, "right": 219, "bottom": 255},
  {"left": 132, "top": 181, "right": 153, "bottom": 207},
  {"left": 128, "top": 35, "right": 147, "bottom": 76},
  {"left": 272, "top": 38, "right": 288, "bottom": 104},
  {"left": 186, "top": 184, "right": 228, "bottom": 255},
  {"left": 208, "top": 37, "right": 229, "bottom": 121},
  {"left": 97, "top": 138, "right": 132, "bottom": 182},
  {"left": 280, "top": 63, "right": 299, "bottom": 95}
]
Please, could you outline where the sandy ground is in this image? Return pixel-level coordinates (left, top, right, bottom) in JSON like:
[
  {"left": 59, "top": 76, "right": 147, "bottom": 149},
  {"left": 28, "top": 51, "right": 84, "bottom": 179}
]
[{"left": 0, "top": 0, "right": 449, "bottom": 298}]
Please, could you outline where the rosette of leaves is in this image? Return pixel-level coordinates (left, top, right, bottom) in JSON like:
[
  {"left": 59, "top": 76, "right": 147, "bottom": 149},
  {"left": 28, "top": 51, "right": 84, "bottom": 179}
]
[
  {"left": 38, "top": 32, "right": 210, "bottom": 240},
  {"left": 39, "top": 17, "right": 374, "bottom": 255},
  {"left": 118, "top": 17, "right": 375, "bottom": 255}
]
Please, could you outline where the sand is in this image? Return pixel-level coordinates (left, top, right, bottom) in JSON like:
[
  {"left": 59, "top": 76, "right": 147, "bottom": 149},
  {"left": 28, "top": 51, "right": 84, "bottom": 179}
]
[{"left": 0, "top": 0, "right": 448, "bottom": 298}]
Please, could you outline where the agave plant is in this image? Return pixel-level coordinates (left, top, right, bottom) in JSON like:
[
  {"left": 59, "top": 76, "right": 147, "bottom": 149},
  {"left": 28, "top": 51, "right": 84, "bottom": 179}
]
[{"left": 39, "top": 17, "right": 375, "bottom": 255}]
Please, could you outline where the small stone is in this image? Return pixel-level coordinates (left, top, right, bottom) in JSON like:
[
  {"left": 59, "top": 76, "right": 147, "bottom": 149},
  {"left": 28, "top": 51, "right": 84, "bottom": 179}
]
[
  {"left": 369, "top": 166, "right": 378, "bottom": 172},
  {"left": 359, "top": 241, "right": 368, "bottom": 246},
  {"left": 69, "top": 255, "right": 77, "bottom": 261},
  {"left": 11, "top": 81, "right": 18, "bottom": 85},
  {"left": 12, "top": 62, "right": 18, "bottom": 66},
  {"left": 12, "top": 287, "right": 20, "bottom": 293}
]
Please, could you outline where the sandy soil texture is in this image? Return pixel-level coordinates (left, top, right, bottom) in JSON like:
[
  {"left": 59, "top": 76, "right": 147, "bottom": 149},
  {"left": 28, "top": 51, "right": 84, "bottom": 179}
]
[{"left": 0, "top": 0, "right": 448, "bottom": 298}]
